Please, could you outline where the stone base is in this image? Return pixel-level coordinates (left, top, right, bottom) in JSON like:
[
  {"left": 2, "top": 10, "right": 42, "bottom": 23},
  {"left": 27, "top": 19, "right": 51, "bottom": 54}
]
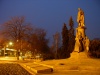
[
  {"left": 69, "top": 51, "right": 90, "bottom": 65},
  {"left": 70, "top": 51, "right": 89, "bottom": 59}
]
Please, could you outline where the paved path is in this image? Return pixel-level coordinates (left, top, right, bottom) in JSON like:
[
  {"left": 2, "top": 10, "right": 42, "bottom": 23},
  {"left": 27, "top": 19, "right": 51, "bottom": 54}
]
[
  {"left": 0, "top": 57, "right": 53, "bottom": 74},
  {"left": 0, "top": 56, "right": 100, "bottom": 75}
]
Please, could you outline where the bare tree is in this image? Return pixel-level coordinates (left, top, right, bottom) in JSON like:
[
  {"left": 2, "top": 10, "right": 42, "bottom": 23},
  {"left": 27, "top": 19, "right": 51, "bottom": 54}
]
[
  {"left": 26, "top": 27, "right": 50, "bottom": 60},
  {"left": 30, "top": 28, "right": 49, "bottom": 52},
  {"left": 1, "top": 16, "right": 50, "bottom": 60},
  {"left": 2, "top": 16, "right": 32, "bottom": 40},
  {"left": 53, "top": 32, "right": 60, "bottom": 59},
  {"left": 1, "top": 16, "right": 32, "bottom": 60}
]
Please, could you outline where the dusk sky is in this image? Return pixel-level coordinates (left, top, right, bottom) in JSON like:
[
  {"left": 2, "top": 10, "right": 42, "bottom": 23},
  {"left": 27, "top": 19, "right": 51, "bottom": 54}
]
[{"left": 0, "top": 0, "right": 100, "bottom": 44}]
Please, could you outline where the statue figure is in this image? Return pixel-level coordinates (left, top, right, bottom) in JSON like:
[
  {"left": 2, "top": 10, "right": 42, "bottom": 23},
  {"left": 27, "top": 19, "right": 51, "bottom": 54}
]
[
  {"left": 74, "top": 8, "right": 89, "bottom": 53},
  {"left": 77, "top": 8, "right": 85, "bottom": 27},
  {"left": 74, "top": 37, "right": 80, "bottom": 53}
]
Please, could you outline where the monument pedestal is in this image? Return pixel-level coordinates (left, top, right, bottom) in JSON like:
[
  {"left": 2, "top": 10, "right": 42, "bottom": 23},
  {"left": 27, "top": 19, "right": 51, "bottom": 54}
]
[
  {"left": 70, "top": 51, "right": 89, "bottom": 65},
  {"left": 71, "top": 52, "right": 88, "bottom": 59}
]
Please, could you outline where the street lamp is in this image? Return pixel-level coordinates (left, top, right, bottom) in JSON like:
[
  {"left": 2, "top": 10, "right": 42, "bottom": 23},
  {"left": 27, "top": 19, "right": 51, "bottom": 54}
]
[
  {"left": 9, "top": 42, "right": 13, "bottom": 46},
  {"left": 4, "top": 41, "right": 13, "bottom": 56}
]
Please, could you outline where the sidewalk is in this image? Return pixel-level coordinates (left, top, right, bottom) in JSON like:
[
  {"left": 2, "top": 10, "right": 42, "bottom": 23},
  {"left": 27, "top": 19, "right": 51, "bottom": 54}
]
[{"left": 18, "top": 60, "right": 53, "bottom": 74}]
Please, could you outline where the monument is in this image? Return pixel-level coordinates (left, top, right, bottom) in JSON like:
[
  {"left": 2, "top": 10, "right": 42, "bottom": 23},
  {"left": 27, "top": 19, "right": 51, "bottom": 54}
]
[
  {"left": 71, "top": 8, "right": 90, "bottom": 59},
  {"left": 57, "top": 8, "right": 100, "bottom": 73}
]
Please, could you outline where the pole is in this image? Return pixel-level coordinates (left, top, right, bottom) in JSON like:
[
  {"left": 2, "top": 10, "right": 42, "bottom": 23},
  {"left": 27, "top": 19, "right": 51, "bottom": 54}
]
[{"left": 4, "top": 46, "right": 6, "bottom": 56}]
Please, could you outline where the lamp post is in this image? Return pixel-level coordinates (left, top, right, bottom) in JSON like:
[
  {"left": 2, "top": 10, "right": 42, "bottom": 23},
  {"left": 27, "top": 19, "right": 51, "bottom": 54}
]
[
  {"left": 4, "top": 42, "right": 13, "bottom": 56},
  {"left": 4, "top": 46, "right": 6, "bottom": 56}
]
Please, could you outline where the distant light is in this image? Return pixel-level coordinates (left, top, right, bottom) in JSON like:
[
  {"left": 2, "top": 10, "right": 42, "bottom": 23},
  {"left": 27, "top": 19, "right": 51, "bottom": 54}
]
[{"left": 9, "top": 42, "right": 13, "bottom": 45}]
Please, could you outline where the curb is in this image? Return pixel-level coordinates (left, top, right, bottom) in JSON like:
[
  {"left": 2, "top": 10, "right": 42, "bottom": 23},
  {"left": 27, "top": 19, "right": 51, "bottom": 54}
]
[
  {"left": 34, "top": 62, "right": 54, "bottom": 68},
  {"left": 20, "top": 62, "right": 53, "bottom": 74},
  {"left": 19, "top": 64, "right": 36, "bottom": 75}
]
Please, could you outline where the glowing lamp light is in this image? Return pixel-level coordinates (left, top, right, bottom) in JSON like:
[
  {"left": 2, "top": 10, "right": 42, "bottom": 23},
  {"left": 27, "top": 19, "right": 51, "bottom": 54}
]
[{"left": 9, "top": 42, "right": 13, "bottom": 45}]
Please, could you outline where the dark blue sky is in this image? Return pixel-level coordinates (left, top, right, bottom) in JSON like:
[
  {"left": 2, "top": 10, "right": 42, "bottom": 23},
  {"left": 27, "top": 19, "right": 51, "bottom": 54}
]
[{"left": 0, "top": 0, "right": 100, "bottom": 43}]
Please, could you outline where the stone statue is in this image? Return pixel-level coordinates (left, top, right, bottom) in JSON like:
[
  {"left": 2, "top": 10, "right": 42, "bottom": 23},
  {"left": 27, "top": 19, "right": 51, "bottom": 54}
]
[
  {"left": 74, "top": 37, "right": 80, "bottom": 52},
  {"left": 77, "top": 8, "right": 85, "bottom": 27},
  {"left": 74, "top": 8, "right": 89, "bottom": 53}
]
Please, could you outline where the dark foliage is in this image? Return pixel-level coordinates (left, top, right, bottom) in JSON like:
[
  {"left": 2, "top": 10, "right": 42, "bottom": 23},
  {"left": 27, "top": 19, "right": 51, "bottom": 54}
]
[
  {"left": 61, "top": 23, "right": 70, "bottom": 58},
  {"left": 68, "top": 16, "right": 75, "bottom": 53},
  {"left": 89, "top": 39, "right": 100, "bottom": 58},
  {"left": 42, "top": 52, "right": 54, "bottom": 60},
  {"left": 57, "top": 17, "right": 75, "bottom": 59}
]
